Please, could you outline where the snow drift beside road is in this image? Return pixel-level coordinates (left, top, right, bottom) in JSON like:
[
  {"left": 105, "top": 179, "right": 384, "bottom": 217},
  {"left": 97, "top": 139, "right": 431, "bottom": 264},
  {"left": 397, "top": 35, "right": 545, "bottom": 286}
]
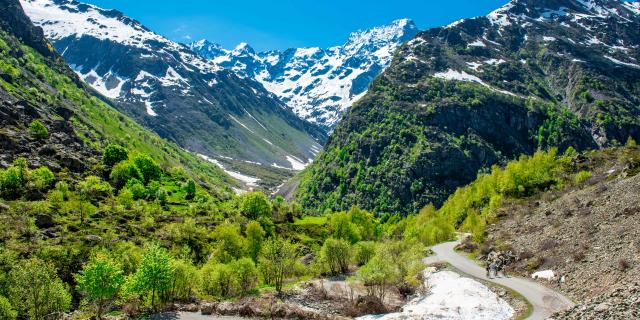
[{"left": 358, "top": 269, "right": 514, "bottom": 320}]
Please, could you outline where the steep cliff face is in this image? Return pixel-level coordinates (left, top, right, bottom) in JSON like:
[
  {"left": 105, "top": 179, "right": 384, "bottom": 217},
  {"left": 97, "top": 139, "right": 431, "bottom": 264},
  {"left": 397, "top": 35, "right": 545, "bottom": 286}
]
[
  {"left": 297, "top": 0, "right": 640, "bottom": 215},
  {"left": 190, "top": 19, "right": 420, "bottom": 131},
  {"left": 19, "top": 0, "right": 326, "bottom": 182}
]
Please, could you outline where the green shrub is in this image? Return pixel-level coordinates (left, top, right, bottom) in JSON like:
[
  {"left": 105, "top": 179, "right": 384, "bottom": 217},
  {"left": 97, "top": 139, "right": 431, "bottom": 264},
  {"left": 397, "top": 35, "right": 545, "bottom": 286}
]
[
  {"left": 169, "top": 259, "right": 200, "bottom": 302},
  {"left": 102, "top": 144, "right": 129, "bottom": 167},
  {"left": 117, "top": 188, "right": 134, "bottom": 209},
  {"left": 75, "top": 254, "right": 124, "bottom": 318},
  {"left": 239, "top": 192, "right": 272, "bottom": 220},
  {"left": 125, "top": 179, "right": 146, "bottom": 200},
  {"left": 320, "top": 238, "right": 351, "bottom": 275},
  {"left": 77, "top": 176, "right": 112, "bottom": 201},
  {"left": 245, "top": 221, "right": 265, "bottom": 262},
  {"left": 28, "top": 119, "right": 49, "bottom": 140},
  {"left": 132, "top": 154, "right": 161, "bottom": 184},
  {"left": 0, "top": 295, "right": 17, "bottom": 320},
  {"left": 8, "top": 258, "right": 71, "bottom": 320},
  {"left": 184, "top": 179, "right": 196, "bottom": 200},
  {"left": 211, "top": 223, "right": 245, "bottom": 263},
  {"left": 230, "top": 258, "right": 258, "bottom": 296},
  {"left": 574, "top": 171, "right": 592, "bottom": 184},
  {"left": 28, "top": 166, "right": 55, "bottom": 191},
  {"left": 353, "top": 241, "right": 377, "bottom": 266},
  {"left": 201, "top": 262, "right": 235, "bottom": 298},
  {"left": 109, "top": 160, "right": 143, "bottom": 189},
  {"left": 125, "top": 244, "right": 174, "bottom": 310},
  {"left": 0, "top": 167, "right": 23, "bottom": 200},
  {"left": 258, "top": 238, "right": 298, "bottom": 293},
  {"left": 328, "top": 212, "right": 361, "bottom": 244}
]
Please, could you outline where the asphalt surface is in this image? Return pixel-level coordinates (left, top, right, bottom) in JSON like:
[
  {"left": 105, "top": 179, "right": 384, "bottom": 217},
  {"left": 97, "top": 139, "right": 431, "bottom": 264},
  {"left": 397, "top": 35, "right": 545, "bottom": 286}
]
[{"left": 424, "top": 241, "right": 575, "bottom": 320}]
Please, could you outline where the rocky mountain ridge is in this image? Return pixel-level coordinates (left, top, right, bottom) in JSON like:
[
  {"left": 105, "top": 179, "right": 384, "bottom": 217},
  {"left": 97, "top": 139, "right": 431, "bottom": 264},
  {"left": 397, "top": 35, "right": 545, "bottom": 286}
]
[{"left": 189, "top": 19, "right": 420, "bottom": 130}]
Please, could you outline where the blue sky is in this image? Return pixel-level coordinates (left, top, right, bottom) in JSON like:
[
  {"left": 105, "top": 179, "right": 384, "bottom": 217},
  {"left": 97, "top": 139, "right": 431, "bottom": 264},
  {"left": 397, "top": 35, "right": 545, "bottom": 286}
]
[{"left": 81, "top": 0, "right": 510, "bottom": 51}]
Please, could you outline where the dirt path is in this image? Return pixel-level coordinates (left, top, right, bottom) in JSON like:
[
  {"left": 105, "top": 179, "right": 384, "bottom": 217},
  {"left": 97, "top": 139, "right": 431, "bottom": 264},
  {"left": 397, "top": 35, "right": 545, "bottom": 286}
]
[{"left": 424, "top": 241, "right": 575, "bottom": 320}]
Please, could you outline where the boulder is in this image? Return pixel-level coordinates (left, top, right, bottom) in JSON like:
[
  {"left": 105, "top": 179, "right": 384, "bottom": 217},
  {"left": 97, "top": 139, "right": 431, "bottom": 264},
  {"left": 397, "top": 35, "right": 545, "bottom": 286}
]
[
  {"left": 35, "top": 214, "right": 55, "bottom": 229},
  {"left": 84, "top": 235, "right": 102, "bottom": 243}
]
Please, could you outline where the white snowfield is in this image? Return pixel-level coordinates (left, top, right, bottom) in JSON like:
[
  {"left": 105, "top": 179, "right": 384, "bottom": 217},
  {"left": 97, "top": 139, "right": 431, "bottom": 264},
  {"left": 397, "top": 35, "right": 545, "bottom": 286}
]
[{"left": 357, "top": 269, "right": 514, "bottom": 320}]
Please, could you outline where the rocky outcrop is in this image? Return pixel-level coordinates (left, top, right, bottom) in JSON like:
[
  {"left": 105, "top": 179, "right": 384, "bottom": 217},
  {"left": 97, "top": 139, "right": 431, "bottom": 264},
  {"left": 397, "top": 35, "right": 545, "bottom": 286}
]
[{"left": 552, "top": 283, "right": 640, "bottom": 320}]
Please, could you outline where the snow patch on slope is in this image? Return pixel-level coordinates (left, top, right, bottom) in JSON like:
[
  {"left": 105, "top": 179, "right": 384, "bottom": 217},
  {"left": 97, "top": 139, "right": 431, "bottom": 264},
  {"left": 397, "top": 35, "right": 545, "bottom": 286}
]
[
  {"left": 434, "top": 69, "right": 518, "bottom": 97},
  {"left": 198, "top": 154, "right": 260, "bottom": 188}
]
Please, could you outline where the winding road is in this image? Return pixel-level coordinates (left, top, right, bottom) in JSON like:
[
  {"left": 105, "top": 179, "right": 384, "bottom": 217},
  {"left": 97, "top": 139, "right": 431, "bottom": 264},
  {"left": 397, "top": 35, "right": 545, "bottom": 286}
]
[{"left": 424, "top": 241, "right": 575, "bottom": 320}]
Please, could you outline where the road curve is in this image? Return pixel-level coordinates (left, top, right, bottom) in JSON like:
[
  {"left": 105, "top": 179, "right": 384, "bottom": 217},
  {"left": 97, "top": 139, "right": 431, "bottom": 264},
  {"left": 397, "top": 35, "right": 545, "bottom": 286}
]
[{"left": 424, "top": 241, "right": 574, "bottom": 320}]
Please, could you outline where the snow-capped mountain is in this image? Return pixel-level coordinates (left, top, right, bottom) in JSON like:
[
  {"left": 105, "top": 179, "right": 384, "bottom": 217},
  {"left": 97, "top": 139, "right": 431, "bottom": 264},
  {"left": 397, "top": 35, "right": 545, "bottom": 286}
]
[
  {"left": 189, "top": 19, "right": 420, "bottom": 130},
  {"left": 20, "top": 0, "right": 327, "bottom": 188}
]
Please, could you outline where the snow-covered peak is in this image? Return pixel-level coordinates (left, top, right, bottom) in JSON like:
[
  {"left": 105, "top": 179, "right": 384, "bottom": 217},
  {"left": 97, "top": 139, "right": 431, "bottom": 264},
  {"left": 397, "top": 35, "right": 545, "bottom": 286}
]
[
  {"left": 232, "top": 42, "right": 256, "bottom": 56},
  {"left": 20, "top": 0, "right": 173, "bottom": 49},
  {"left": 190, "top": 19, "right": 420, "bottom": 130},
  {"left": 343, "top": 18, "right": 419, "bottom": 55}
]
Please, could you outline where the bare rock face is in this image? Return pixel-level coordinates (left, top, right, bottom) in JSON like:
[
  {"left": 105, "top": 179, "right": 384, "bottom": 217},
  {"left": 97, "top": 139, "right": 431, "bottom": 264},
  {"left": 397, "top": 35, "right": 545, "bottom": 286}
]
[{"left": 551, "top": 282, "right": 640, "bottom": 320}]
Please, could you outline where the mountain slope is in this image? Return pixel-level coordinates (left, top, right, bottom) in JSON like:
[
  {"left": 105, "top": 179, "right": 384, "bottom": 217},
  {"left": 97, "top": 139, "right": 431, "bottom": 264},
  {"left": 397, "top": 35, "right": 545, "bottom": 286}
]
[
  {"left": 296, "top": 0, "right": 640, "bottom": 215},
  {"left": 190, "top": 20, "right": 419, "bottom": 131},
  {"left": 19, "top": 0, "right": 326, "bottom": 186},
  {"left": 0, "top": 0, "right": 236, "bottom": 196}
]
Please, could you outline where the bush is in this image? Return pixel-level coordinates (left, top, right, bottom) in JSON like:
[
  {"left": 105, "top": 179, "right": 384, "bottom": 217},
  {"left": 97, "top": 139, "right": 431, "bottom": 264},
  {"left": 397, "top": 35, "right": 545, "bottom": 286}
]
[
  {"left": 185, "top": 179, "right": 196, "bottom": 200},
  {"left": 169, "top": 259, "right": 200, "bottom": 302},
  {"left": 320, "top": 238, "right": 351, "bottom": 275},
  {"left": 239, "top": 192, "right": 272, "bottom": 220},
  {"left": 211, "top": 223, "right": 245, "bottom": 263},
  {"left": 117, "top": 188, "right": 135, "bottom": 209},
  {"left": 353, "top": 241, "right": 377, "bottom": 266},
  {"left": 75, "top": 254, "right": 124, "bottom": 318},
  {"left": 132, "top": 154, "right": 161, "bottom": 184},
  {"left": 0, "top": 295, "right": 17, "bottom": 320},
  {"left": 329, "top": 212, "right": 361, "bottom": 244},
  {"left": 8, "top": 258, "right": 71, "bottom": 320},
  {"left": 125, "top": 179, "right": 146, "bottom": 200},
  {"left": 125, "top": 244, "right": 174, "bottom": 310},
  {"left": 245, "top": 221, "right": 265, "bottom": 262},
  {"left": 574, "top": 171, "right": 592, "bottom": 184},
  {"left": 28, "top": 166, "right": 55, "bottom": 191},
  {"left": 77, "top": 176, "right": 113, "bottom": 201},
  {"left": 109, "top": 160, "right": 143, "bottom": 189},
  {"left": 102, "top": 144, "right": 129, "bottom": 167},
  {"left": 28, "top": 119, "right": 49, "bottom": 140},
  {"left": 258, "top": 238, "right": 298, "bottom": 293},
  {"left": 201, "top": 262, "right": 235, "bottom": 298},
  {"left": 230, "top": 258, "right": 258, "bottom": 296},
  {"left": 0, "top": 167, "right": 24, "bottom": 200}
]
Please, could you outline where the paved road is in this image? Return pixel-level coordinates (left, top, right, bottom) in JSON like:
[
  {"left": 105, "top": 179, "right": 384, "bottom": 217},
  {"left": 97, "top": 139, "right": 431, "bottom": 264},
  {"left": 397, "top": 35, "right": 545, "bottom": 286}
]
[{"left": 424, "top": 241, "right": 575, "bottom": 320}]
